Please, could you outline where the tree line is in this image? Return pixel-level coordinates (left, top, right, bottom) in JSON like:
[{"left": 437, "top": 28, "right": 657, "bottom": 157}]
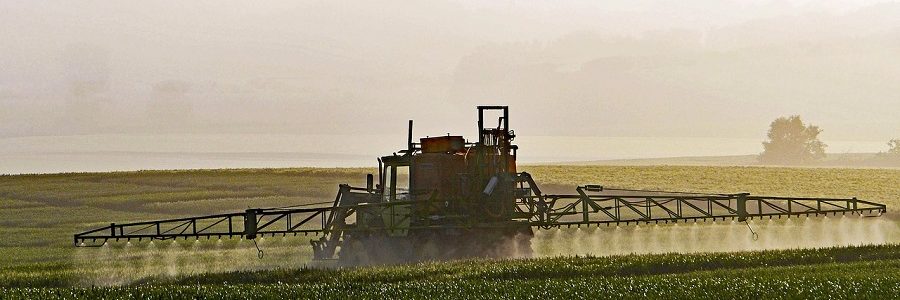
[{"left": 759, "top": 116, "right": 899, "bottom": 165}]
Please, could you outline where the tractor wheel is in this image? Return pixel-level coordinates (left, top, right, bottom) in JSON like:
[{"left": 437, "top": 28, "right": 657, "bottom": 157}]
[
  {"left": 417, "top": 237, "right": 441, "bottom": 261},
  {"left": 338, "top": 237, "right": 370, "bottom": 266}
]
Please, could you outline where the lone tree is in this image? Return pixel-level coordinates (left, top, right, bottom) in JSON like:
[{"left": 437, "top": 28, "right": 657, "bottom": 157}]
[
  {"left": 888, "top": 139, "right": 900, "bottom": 155},
  {"left": 759, "top": 115, "right": 827, "bottom": 164}
]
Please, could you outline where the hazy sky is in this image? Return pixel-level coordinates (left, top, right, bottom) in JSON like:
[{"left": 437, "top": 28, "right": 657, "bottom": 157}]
[{"left": 2, "top": 0, "right": 899, "bottom": 144}]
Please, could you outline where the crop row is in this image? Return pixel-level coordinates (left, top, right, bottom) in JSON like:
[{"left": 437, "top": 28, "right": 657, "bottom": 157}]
[
  {"left": 160, "top": 243, "right": 900, "bottom": 286},
  {"left": 3, "top": 259, "right": 899, "bottom": 299}
]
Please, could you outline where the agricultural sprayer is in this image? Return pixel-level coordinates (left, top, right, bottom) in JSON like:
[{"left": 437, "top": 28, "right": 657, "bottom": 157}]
[{"left": 74, "top": 106, "right": 887, "bottom": 264}]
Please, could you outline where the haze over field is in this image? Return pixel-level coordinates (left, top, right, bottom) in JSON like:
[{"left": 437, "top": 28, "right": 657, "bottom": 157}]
[{"left": 2, "top": 1, "right": 899, "bottom": 173}]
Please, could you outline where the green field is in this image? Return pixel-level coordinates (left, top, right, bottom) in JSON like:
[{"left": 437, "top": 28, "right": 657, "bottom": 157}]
[
  {"left": 3, "top": 245, "right": 900, "bottom": 299},
  {"left": 1, "top": 166, "right": 899, "bottom": 297}
]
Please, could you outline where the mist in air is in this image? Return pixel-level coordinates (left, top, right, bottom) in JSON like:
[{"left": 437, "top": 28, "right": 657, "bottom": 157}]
[{"left": 2, "top": 1, "right": 900, "bottom": 173}]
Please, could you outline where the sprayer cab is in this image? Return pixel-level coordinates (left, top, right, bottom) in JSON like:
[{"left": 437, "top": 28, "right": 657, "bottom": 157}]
[{"left": 371, "top": 106, "right": 525, "bottom": 225}]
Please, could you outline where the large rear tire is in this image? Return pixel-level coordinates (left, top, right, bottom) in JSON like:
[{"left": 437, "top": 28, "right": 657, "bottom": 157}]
[
  {"left": 340, "top": 227, "right": 535, "bottom": 265},
  {"left": 337, "top": 235, "right": 370, "bottom": 266}
]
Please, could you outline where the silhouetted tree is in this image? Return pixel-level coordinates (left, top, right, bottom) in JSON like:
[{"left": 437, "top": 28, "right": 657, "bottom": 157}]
[
  {"left": 759, "top": 116, "right": 827, "bottom": 164},
  {"left": 888, "top": 139, "right": 900, "bottom": 155}
]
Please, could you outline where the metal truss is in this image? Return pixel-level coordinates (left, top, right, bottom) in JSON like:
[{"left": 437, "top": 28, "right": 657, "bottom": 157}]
[
  {"left": 75, "top": 184, "right": 887, "bottom": 248},
  {"left": 530, "top": 186, "right": 886, "bottom": 228}
]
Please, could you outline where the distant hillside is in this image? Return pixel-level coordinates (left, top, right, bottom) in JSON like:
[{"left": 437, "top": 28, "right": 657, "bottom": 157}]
[{"left": 567, "top": 153, "right": 900, "bottom": 169}]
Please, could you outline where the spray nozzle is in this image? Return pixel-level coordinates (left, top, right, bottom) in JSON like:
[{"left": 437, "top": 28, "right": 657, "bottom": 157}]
[
  {"left": 743, "top": 221, "right": 759, "bottom": 241},
  {"left": 252, "top": 239, "right": 264, "bottom": 259}
]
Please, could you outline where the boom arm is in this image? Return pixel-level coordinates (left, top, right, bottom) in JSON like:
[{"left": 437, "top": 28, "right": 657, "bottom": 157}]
[
  {"left": 75, "top": 185, "right": 886, "bottom": 245},
  {"left": 73, "top": 205, "right": 333, "bottom": 246},
  {"left": 73, "top": 184, "right": 370, "bottom": 247},
  {"left": 528, "top": 186, "right": 886, "bottom": 229}
]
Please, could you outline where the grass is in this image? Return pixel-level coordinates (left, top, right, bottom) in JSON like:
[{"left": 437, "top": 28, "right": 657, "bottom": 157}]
[
  {"left": 151, "top": 243, "right": 900, "bottom": 285},
  {"left": 0, "top": 165, "right": 898, "bottom": 297},
  {"left": 3, "top": 245, "right": 900, "bottom": 299}
]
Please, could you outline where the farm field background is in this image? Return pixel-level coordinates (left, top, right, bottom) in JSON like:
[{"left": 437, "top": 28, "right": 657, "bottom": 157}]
[{"left": 1, "top": 165, "right": 899, "bottom": 295}]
